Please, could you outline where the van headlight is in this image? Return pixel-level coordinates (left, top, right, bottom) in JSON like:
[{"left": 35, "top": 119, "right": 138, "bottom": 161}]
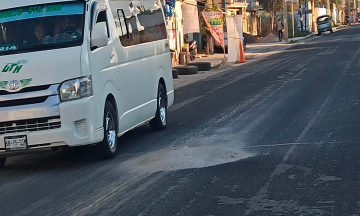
[{"left": 60, "top": 76, "right": 93, "bottom": 101}]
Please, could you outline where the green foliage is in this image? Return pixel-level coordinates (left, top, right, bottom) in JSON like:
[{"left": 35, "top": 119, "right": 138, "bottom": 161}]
[
  {"left": 203, "top": 3, "right": 221, "bottom": 12},
  {"left": 273, "top": 0, "right": 283, "bottom": 12},
  {"left": 317, "top": 0, "right": 342, "bottom": 8},
  {"left": 258, "top": 0, "right": 283, "bottom": 13}
]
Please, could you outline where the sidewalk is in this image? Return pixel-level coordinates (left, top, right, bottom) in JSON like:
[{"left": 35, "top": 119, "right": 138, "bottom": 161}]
[
  {"left": 173, "top": 24, "right": 350, "bottom": 89},
  {"left": 191, "top": 33, "right": 314, "bottom": 68},
  {"left": 173, "top": 34, "right": 314, "bottom": 89},
  {"left": 189, "top": 24, "right": 350, "bottom": 69}
]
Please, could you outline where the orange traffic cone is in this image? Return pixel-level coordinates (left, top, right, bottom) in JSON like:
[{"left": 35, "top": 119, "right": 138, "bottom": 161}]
[{"left": 239, "top": 41, "right": 246, "bottom": 63}]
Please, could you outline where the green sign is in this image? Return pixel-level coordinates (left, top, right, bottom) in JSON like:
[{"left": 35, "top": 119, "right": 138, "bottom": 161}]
[
  {"left": 0, "top": 4, "right": 61, "bottom": 19},
  {"left": 2, "top": 59, "right": 28, "bottom": 73},
  {"left": 0, "top": 4, "right": 62, "bottom": 19}
]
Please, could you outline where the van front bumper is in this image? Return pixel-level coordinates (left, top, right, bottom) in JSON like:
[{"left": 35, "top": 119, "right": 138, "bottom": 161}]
[{"left": 0, "top": 96, "right": 104, "bottom": 156}]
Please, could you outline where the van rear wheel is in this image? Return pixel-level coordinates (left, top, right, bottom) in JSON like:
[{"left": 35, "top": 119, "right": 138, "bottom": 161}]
[
  {"left": 0, "top": 158, "right": 6, "bottom": 168},
  {"left": 98, "top": 101, "right": 118, "bottom": 159},
  {"left": 150, "top": 83, "right": 167, "bottom": 130}
]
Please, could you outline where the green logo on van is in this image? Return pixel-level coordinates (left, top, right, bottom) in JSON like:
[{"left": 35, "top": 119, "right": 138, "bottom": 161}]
[
  {"left": 0, "top": 78, "right": 32, "bottom": 90},
  {"left": 2, "top": 59, "right": 28, "bottom": 73}
]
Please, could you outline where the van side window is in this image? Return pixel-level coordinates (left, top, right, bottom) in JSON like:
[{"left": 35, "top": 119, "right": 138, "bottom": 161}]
[
  {"left": 116, "top": 9, "right": 129, "bottom": 43},
  {"left": 95, "top": 10, "right": 110, "bottom": 39},
  {"left": 109, "top": 0, "right": 167, "bottom": 47}
]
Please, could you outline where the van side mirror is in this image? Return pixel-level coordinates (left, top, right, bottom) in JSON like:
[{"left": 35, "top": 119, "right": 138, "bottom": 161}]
[{"left": 91, "top": 27, "right": 108, "bottom": 49}]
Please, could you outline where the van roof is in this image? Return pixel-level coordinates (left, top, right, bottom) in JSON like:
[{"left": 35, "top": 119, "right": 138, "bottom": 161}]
[{"left": 0, "top": 0, "right": 87, "bottom": 11}]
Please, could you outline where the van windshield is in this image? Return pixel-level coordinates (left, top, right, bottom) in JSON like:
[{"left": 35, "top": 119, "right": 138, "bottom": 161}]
[{"left": 0, "top": 2, "right": 85, "bottom": 55}]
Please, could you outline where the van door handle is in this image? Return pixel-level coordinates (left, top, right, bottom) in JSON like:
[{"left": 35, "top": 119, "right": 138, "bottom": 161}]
[{"left": 110, "top": 52, "right": 115, "bottom": 63}]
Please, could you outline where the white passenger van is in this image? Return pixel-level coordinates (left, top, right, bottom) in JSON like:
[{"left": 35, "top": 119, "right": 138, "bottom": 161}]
[{"left": 0, "top": 0, "right": 174, "bottom": 167}]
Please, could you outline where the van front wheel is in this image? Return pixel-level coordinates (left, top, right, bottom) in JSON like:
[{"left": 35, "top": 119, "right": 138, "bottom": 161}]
[
  {"left": 98, "top": 101, "right": 118, "bottom": 159},
  {"left": 150, "top": 84, "right": 167, "bottom": 130}
]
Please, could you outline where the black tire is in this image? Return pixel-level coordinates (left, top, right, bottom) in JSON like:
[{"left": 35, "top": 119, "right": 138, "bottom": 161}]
[
  {"left": 98, "top": 101, "right": 118, "bottom": 159},
  {"left": 149, "top": 83, "right": 167, "bottom": 130},
  {"left": 317, "top": 31, "right": 321, "bottom": 36},
  {"left": 0, "top": 158, "right": 6, "bottom": 168},
  {"left": 172, "top": 69, "right": 178, "bottom": 79},
  {"left": 175, "top": 65, "right": 198, "bottom": 75},
  {"left": 330, "top": 29, "right": 333, "bottom": 33},
  {"left": 187, "top": 62, "right": 211, "bottom": 71}
]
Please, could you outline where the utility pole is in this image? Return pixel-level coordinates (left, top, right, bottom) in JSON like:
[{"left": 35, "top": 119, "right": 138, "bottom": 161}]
[
  {"left": 222, "top": 0, "right": 225, "bottom": 60},
  {"left": 292, "top": 2, "right": 295, "bottom": 38},
  {"left": 354, "top": 0, "right": 356, "bottom": 12},
  {"left": 312, "top": 0, "right": 315, "bottom": 32},
  {"left": 299, "top": 1, "right": 303, "bottom": 31},
  {"left": 327, "top": 0, "right": 331, "bottom": 16},
  {"left": 284, "top": 0, "right": 289, "bottom": 42}
]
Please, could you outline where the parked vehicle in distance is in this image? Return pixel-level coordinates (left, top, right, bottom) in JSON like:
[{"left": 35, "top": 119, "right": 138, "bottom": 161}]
[
  {"left": 0, "top": 0, "right": 174, "bottom": 167},
  {"left": 357, "top": 13, "right": 360, "bottom": 23},
  {"left": 317, "top": 15, "right": 333, "bottom": 36}
]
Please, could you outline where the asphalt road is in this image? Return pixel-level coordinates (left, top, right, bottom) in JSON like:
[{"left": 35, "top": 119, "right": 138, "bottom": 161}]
[{"left": 1, "top": 25, "right": 359, "bottom": 216}]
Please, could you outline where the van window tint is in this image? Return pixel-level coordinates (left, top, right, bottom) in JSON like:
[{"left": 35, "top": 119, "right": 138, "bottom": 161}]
[
  {"left": 95, "top": 10, "right": 109, "bottom": 38},
  {"left": 0, "top": 2, "right": 85, "bottom": 55},
  {"left": 109, "top": 0, "right": 167, "bottom": 47}
]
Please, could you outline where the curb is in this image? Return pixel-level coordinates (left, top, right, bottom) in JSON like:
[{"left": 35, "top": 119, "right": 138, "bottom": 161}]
[
  {"left": 333, "top": 25, "right": 348, "bottom": 31},
  {"left": 210, "top": 58, "right": 228, "bottom": 69},
  {"left": 286, "top": 33, "right": 315, "bottom": 44}
]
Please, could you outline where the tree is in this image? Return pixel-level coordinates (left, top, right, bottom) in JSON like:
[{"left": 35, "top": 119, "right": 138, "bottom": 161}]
[{"left": 258, "top": 0, "right": 283, "bottom": 31}]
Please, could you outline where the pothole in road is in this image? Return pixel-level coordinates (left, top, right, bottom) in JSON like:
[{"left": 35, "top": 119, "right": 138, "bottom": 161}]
[{"left": 122, "top": 144, "right": 254, "bottom": 174}]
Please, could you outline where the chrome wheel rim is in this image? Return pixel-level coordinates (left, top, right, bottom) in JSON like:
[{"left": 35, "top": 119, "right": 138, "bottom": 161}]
[
  {"left": 159, "top": 92, "right": 166, "bottom": 125},
  {"left": 106, "top": 112, "right": 116, "bottom": 153}
]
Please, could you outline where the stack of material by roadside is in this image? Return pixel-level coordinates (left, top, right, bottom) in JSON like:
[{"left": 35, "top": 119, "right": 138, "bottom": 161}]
[{"left": 259, "top": 33, "right": 279, "bottom": 43}]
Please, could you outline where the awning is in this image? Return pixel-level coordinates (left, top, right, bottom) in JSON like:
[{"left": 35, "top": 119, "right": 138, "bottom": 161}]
[{"left": 182, "top": 0, "right": 200, "bottom": 34}]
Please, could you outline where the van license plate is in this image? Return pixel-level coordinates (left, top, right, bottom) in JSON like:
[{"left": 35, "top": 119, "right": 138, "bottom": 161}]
[{"left": 5, "top": 135, "right": 27, "bottom": 151}]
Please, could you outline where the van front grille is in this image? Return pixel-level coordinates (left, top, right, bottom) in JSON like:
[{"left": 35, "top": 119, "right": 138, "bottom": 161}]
[
  {"left": 0, "top": 85, "right": 52, "bottom": 95},
  {"left": 0, "top": 96, "right": 48, "bottom": 108},
  {"left": 0, "top": 117, "right": 61, "bottom": 135}
]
